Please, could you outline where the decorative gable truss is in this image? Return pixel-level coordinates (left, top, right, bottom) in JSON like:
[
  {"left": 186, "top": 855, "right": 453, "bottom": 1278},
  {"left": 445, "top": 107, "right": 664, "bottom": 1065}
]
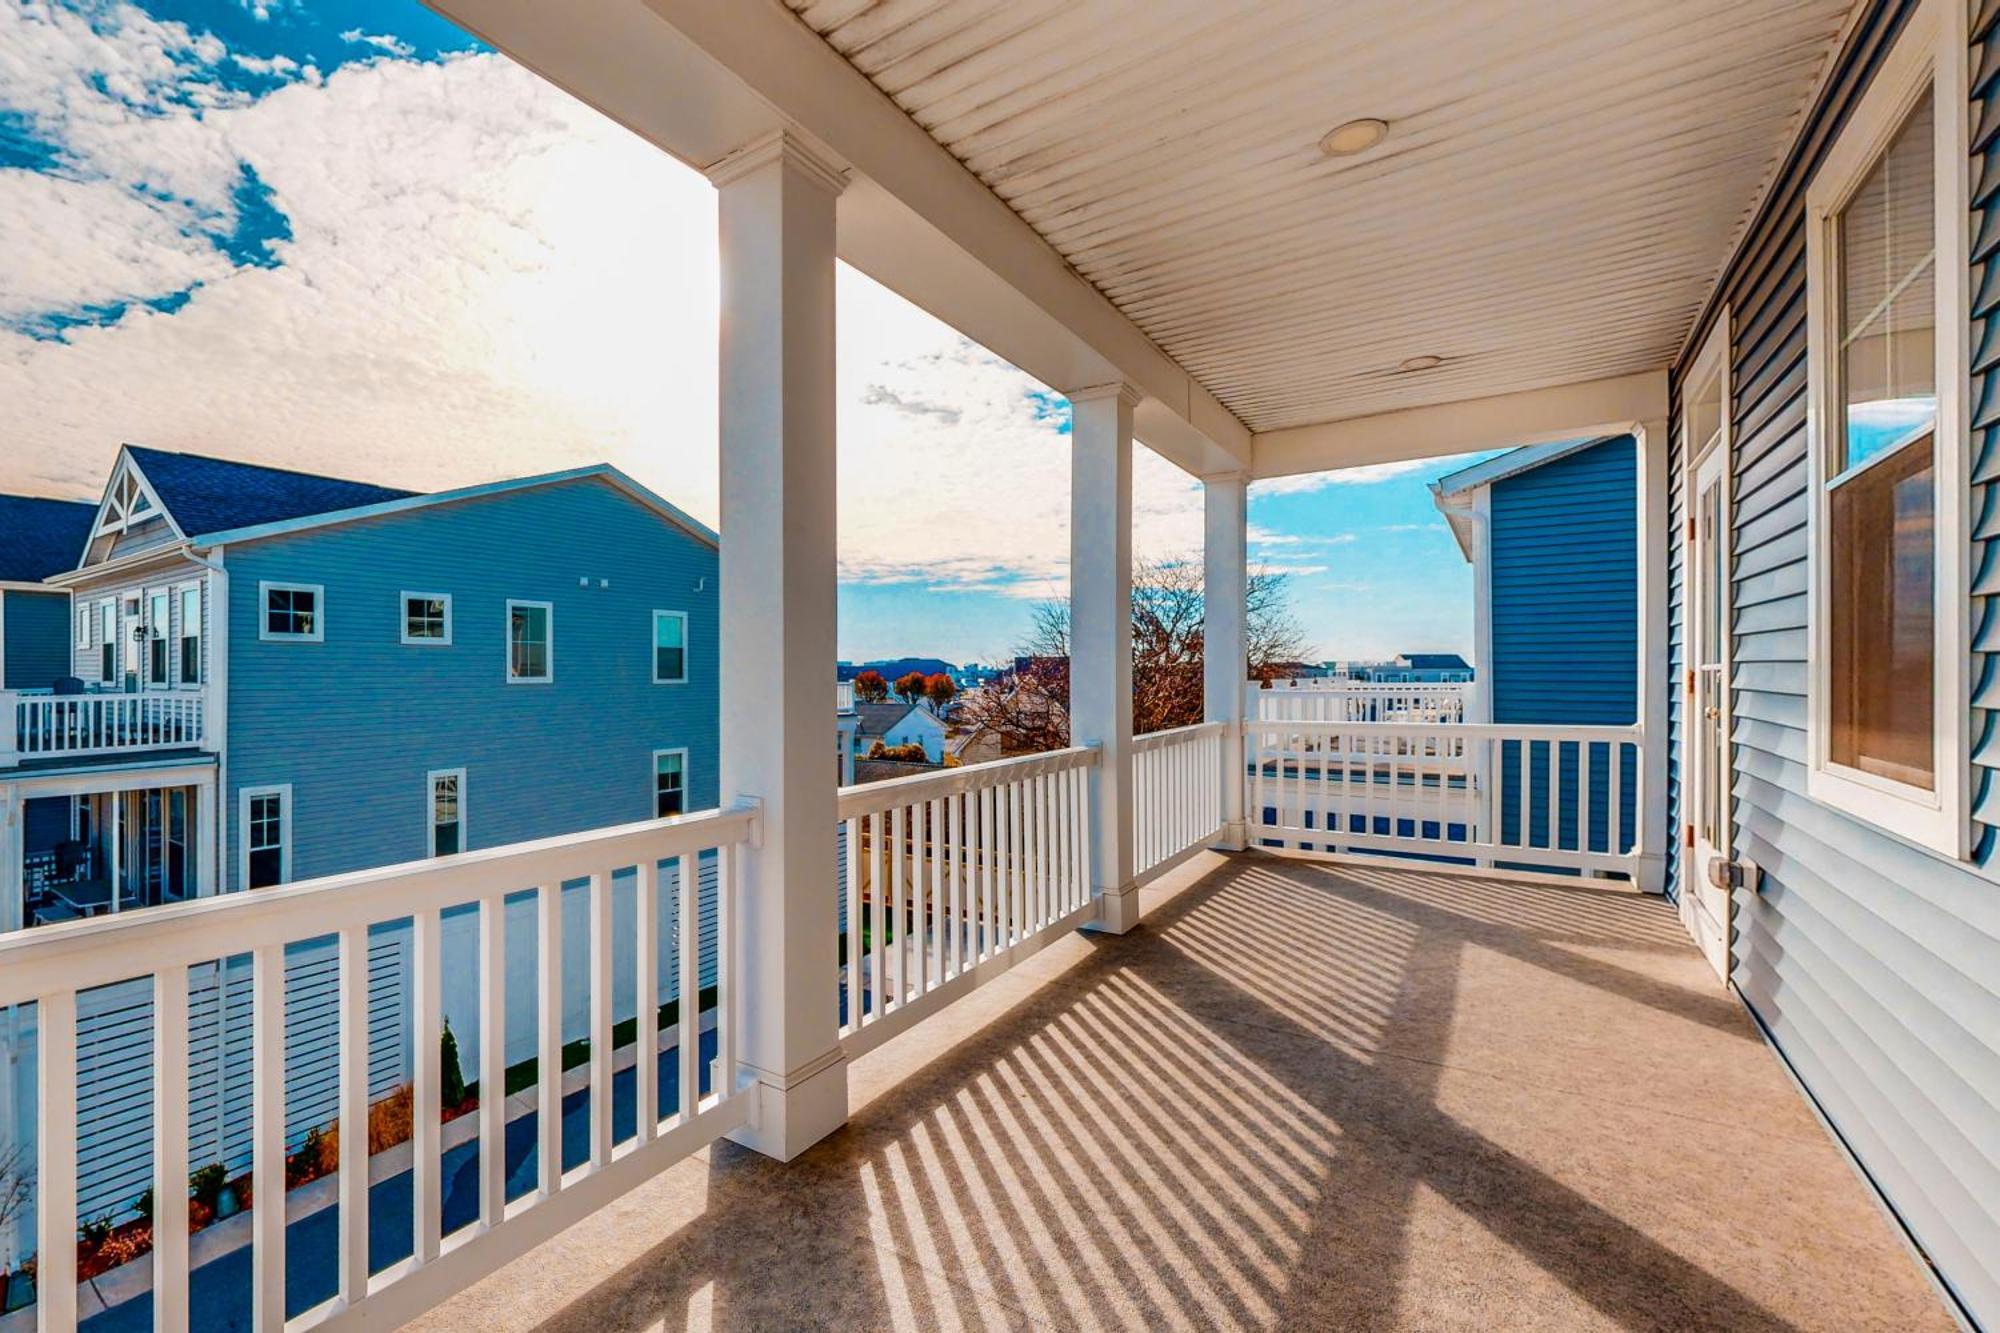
[{"left": 83, "top": 450, "right": 185, "bottom": 567}]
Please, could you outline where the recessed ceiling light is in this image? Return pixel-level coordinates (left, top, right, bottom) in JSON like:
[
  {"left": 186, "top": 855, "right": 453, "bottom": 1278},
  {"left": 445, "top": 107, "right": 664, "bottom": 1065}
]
[
  {"left": 1320, "top": 118, "right": 1389, "bottom": 157},
  {"left": 1398, "top": 354, "right": 1446, "bottom": 372}
]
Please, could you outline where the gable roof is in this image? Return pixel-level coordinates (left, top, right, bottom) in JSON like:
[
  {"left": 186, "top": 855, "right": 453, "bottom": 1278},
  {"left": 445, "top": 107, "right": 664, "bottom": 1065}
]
[
  {"left": 186, "top": 462, "right": 719, "bottom": 551},
  {"left": 853, "top": 701, "right": 946, "bottom": 737},
  {"left": 1399, "top": 653, "right": 1471, "bottom": 671},
  {"left": 1429, "top": 435, "right": 1627, "bottom": 500},
  {"left": 0, "top": 495, "right": 97, "bottom": 583},
  {"left": 125, "top": 446, "right": 416, "bottom": 540}
]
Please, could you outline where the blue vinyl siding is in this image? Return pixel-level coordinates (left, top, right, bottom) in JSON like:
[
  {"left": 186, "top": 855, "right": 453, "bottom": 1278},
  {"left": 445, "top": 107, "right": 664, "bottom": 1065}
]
[
  {"left": 222, "top": 476, "right": 718, "bottom": 889},
  {"left": 2, "top": 588, "right": 71, "bottom": 690},
  {"left": 1666, "top": 2, "right": 1999, "bottom": 1324},
  {"left": 1488, "top": 438, "right": 1638, "bottom": 856}
]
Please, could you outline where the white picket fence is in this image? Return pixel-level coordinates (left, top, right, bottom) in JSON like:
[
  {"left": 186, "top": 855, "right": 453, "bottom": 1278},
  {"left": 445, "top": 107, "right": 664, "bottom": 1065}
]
[
  {"left": 1247, "top": 719, "right": 1642, "bottom": 876},
  {"left": 1132, "top": 722, "right": 1224, "bottom": 882},
  {"left": 836, "top": 746, "right": 1096, "bottom": 1058},
  {"left": 1252, "top": 681, "right": 1468, "bottom": 724},
  {"left": 1, "top": 691, "right": 205, "bottom": 763},
  {"left": 0, "top": 804, "right": 755, "bottom": 1333}
]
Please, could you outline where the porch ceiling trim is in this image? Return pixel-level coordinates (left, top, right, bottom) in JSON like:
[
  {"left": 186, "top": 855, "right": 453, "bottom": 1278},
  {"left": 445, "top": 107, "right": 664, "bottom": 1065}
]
[
  {"left": 425, "top": 0, "right": 1251, "bottom": 477},
  {"left": 1250, "top": 370, "right": 1669, "bottom": 479}
]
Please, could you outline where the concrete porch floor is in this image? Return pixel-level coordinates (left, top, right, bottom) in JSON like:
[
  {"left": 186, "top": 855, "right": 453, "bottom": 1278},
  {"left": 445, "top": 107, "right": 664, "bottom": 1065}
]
[{"left": 413, "top": 853, "right": 1954, "bottom": 1332}]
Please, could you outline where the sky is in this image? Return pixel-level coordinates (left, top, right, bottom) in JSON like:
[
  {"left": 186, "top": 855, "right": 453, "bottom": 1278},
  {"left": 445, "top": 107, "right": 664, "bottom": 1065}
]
[{"left": 0, "top": 0, "right": 1487, "bottom": 666}]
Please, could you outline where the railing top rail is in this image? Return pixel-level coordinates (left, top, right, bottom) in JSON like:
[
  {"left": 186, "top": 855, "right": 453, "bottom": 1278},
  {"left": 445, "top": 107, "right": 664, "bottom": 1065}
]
[
  {"left": 0, "top": 803, "right": 758, "bottom": 1006},
  {"left": 838, "top": 743, "right": 1098, "bottom": 818},
  {"left": 1252, "top": 720, "right": 1640, "bottom": 743},
  {"left": 1132, "top": 720, "right": 1226, "bottom": 751}
]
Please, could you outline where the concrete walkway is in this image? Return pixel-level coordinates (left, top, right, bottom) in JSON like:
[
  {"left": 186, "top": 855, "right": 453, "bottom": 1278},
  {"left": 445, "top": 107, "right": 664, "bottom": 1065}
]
[{"left": 415, "top": 853, "right": 1955, "bottom": 1331}]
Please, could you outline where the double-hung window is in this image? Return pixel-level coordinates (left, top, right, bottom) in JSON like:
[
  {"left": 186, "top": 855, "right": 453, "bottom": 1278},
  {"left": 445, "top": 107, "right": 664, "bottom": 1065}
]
[
  {"left": 654, "top": 749, "right": 686, "bottom": 818},
  {"left": 507, "top": 600, "right": 552, "bottom": 682},
  {"left": 75, "top": 605, "right": 89, "bottom": 652},
  {"left": 178, "top": 585, "right": 201, "bottom": 684},
  {"left": 402, "top": 592, "right": 452, "bottom": 645},
  {"left": 653, "top": 610, "right": 688, "bottom": 684},
  {"left": 147, "top": 589, "right": 169, "bottom": 686},
  {"left": 98, "top": 599, "right": 116, "bottom": 681},
  {"left": 1804, "top": 0, "right": 1966, "bottom": 855},
  {"left": 428, "top": 769, "right": 465, "bottom": 857},
  {"left": 242, "top": 785, "right": 291, "bottom": 889},
  {"left": 261, "top": 582, "right": 323, "bottom": 641}
]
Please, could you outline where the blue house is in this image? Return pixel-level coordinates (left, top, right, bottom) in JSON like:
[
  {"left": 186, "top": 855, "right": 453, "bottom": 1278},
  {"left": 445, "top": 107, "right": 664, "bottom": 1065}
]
[
  {"left": 1432, "top": 437, "right": 1640, "bottom": 870},
  {"left": 0, "top": 445, "right": 720, "bottom": 1257}
]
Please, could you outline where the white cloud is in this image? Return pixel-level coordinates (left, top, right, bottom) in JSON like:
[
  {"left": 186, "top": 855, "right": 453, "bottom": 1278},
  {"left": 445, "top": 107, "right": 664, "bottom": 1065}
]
[
  {"left": 339, "top": 29, "right": 413, "bottom": 59},
  {"left": 1, "top": 9, "right": 1211, "bottom": 598},
  {"left": 1251, "top": 456, "right": 1450, "bottom": 494}
]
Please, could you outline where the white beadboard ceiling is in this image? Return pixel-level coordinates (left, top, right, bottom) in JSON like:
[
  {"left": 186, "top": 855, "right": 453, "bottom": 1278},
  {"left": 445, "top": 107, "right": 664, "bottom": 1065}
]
[{"left": 783, "top": 0, "right": 1856, "bottom": 433}]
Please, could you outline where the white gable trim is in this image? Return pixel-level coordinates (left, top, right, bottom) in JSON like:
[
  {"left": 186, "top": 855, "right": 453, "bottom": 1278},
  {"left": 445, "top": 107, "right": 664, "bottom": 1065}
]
[{"left": 80, "top": 448, "right": 187, "bottom": 568}]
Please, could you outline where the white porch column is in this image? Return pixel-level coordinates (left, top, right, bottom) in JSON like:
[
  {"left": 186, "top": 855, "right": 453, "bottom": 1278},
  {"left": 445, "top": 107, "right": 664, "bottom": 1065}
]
[
  {"left": 195, "top": 775, "right": 218, "bottom": 897},
  {"left": 1634, "top": 419, "right": 1670, "bottom": 894},
  {"left": 1203, "top": 472, "right": 1248, "bottom": 851},
  {"left": 1070, "top": 382, "right": 1140, "bottom": 933},
  {"left": 710, "top": 130, "right": 849, "bottom": 1160}
]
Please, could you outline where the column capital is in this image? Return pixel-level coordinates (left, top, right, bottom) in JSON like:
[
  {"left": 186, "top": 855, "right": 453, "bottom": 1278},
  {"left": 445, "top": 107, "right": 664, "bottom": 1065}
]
[
  {"left": 1199, "top": 468, "right": 1249, "bottom": 486},
  {"left": 706, "top": 129, "right": 850, "bottom": 196},
  {"left": 1066, "top": 381, "right": 1144, "bottom": 410}
]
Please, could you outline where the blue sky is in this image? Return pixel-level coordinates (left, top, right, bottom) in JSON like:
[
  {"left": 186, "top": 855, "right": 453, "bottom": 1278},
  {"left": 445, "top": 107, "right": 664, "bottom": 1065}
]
[{"left": 1, "top": 0, "right": 1486, "bottom": 665}]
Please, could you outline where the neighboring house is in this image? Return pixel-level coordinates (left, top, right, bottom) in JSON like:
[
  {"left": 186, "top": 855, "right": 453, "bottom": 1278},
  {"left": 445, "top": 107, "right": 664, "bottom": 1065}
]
[
  {"left": 1313, "top": 655, "right": 1474, "bottom": 683},
  {"left": 0, "top": 444, "right": 720, "bottom": 1256},
  {"left": 0, "top": 494, "right": 98, "bottom": 865},
  {"left": 1432, "top": 436, "right": 1638, "bottom": 855},
  {"left": 851, "top": 699, "right": 946, "bottom": 764},
  {"left": 949, "top": 720, "right": 1002, "bottom": 766}
]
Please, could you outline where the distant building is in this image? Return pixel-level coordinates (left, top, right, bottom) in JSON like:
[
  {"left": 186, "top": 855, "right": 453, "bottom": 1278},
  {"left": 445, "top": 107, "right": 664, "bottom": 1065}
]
[{"left": 850, "top": 699, "right": 947, "bottom": 765}]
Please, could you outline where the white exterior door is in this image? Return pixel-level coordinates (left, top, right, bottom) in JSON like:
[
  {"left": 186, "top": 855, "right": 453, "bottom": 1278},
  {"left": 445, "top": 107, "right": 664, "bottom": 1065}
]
[{"left": 1686, "top": 442, "right": 1733, "bottom": 979}]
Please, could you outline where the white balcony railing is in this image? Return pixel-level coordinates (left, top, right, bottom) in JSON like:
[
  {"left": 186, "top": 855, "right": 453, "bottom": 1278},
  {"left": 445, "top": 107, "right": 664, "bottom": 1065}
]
[
  {"left": 1133, "top": 721, "right": 1225, "bottom": 881},
  {"left": 1255, "top": 681, "right": 1469, "bottom": 724},
  {"left": 835, "top": 679, "right": 856, "bottom": 714},
  {"left": 1, "top": 689, "right": 206, "bottom": 764},
  {"left": 1248, "top": 719, "right": 1643, "bottom": 876},
  {"left": 0, "top": 805, "right": 755, "bottom": 1332},
  {"left": 836, "top": 746, "right": 1097, "bottom": 1058}
]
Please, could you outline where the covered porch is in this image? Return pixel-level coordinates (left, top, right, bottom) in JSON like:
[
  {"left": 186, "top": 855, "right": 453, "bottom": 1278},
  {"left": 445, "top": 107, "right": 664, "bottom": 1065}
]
[{"left": 410, "top": 852, "right": 1946, "bottom": 1332}]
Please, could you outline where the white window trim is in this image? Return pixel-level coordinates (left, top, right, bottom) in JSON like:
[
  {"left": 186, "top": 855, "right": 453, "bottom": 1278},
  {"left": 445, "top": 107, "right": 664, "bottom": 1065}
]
[
  {"left": 652, "top": 746, "right": 688, "bottom": 819},
  {"left": 652, "top": 609, "right": 689, "bottom": 684},
  {"left": 426, "top": 767, "right": 467, "bottom": 857},
  {"left": 175, "top": 581, "right": 202, "bottom": 688},
  {"left": 506, "top": 599, "right": 553, "bottom": 684},
  {"left": 97, "top": 598, "right": 116, "bottom": 681},
  {"left": 238, "top": 782, "right": 293, "bottom": 890},
  {"left": 1802, "top": 0, "right": 1969, "bottom": 858},
  {"left": 400, "top": 590, "right": 454, "bottom": 646},
  {"left": 74, "top": 602, "right": 89, "bottom": 650},
  {"left": 258, "top": 580, "right": 325, "bottom": 643},
  {"left": 144, "top": 584, "right": 171, "bottom": 687}
]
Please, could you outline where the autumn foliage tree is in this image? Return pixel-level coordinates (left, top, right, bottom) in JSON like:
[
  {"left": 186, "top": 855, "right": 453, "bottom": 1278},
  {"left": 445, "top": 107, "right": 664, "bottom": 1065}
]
[
  {"left": 956, "top": 554, "right": 1306, "bottom": 754},
  {"left": 923, "top": 672, "right": 958, "bottom": 710},
  {"left": 853, "top": 669, "right": 889, "bottom": 703},
  {"left": 893, "top": 670, "right": 928, "bottom": 705}
]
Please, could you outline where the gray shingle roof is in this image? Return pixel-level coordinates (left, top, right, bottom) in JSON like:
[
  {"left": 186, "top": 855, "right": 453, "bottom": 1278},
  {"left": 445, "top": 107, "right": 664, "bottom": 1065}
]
[
  {"left": 0, "top": 494, "right": 96, "bottom": 582},
  {"left": 126, "top": 446, "right": 414, "bottom": 539}
]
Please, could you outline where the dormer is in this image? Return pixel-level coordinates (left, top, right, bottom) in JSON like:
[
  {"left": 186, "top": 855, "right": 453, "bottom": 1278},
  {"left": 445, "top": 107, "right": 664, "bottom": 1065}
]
[{"left": 81, "top": 448, "right": 185, "bottom": 567}]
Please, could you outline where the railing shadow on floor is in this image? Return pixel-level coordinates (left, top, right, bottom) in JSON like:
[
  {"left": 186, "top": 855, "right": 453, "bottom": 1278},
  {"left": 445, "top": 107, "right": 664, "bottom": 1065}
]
[{"left": 482, "top": 855, "right": 1850, "bottom": 1333}]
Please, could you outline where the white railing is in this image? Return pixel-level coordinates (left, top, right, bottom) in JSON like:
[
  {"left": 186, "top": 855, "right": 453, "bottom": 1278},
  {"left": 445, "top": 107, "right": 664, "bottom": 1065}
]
[
  {"left": 0, "top": 805, "right": 754, "bottom": 1333},
  {"left": 835, "top": 679, "right": 855, "bottom": 714},
  {"left": 1253, "top": 681, "right": 1469, "bottom": 724},
  {"left": 1132, "top": 722, "right": 1224, "bottom": 881},
  {"left": 2, "top": 690, "right": 206, "bottom": 763},
  {"left": 1247, "top": 720, "right": 1642, "bottom": 876},
  {"left": 836, "top": 746, "right": 1096, "bottom": 1058}
]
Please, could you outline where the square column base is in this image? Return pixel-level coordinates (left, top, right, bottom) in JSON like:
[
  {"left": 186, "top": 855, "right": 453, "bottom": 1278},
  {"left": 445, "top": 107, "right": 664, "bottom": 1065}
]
[
  {"left": 1085, "top": 882, "right": 1143, "bottom": 935},
  {"left": 727, "top": 1047, "right": 848, "bottom": 1162},
  {"left": 1211, "top": 821, "right": 1248, "bottom": 853},
  {"left": 1634, "top": 852, "right": 1667, "bottom": 896}
]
